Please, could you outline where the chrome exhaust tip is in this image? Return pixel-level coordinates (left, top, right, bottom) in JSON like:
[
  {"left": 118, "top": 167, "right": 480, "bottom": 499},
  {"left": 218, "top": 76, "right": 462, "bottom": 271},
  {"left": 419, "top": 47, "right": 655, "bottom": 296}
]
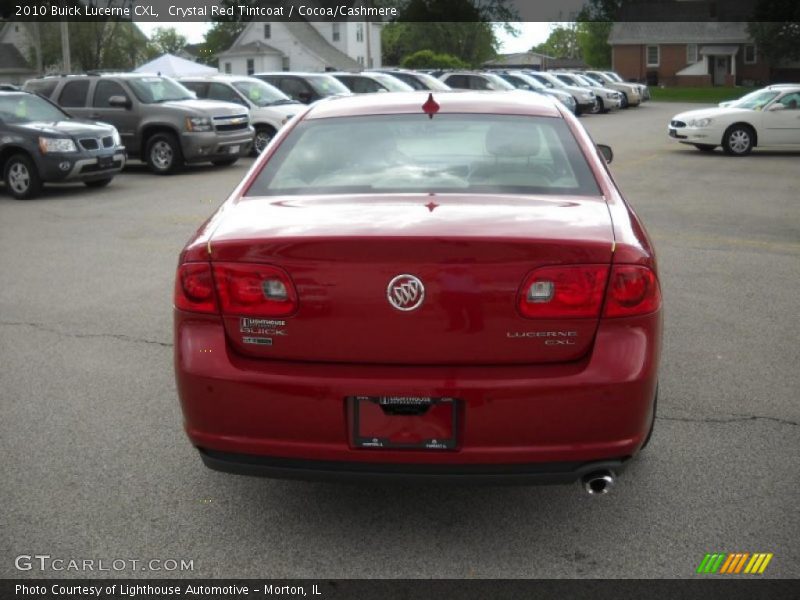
[{"left": 581, "top": 471, "right": 616, "bottom": 495}]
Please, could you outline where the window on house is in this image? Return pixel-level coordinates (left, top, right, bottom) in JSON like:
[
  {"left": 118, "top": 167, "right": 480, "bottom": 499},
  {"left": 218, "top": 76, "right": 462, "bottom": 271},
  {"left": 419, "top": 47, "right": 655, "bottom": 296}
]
[
  {"left": 264, "top": 24, "right": 271, "bottom": 39},
  {"left": 646, "top": 45, "right": 660, "bottom": 67},
  {"left": 687, "top": 44, "right": 698, "bottom": 63},
  {"left": 744, "top": 44, "right": 757, "bottom": 64},
  {"left": 224, "top": 62, "right": 232, "bottom": 74},
  {"left": 357, "top": 56, "right": 364, "bottom": 66},
  {"left": 356, "top": 24, "right": 364, "bottom": 42},
  {"left": 247, "top": 59, "right": 255, "bottom": 76},
  {"left": 332, "top": 23, "right": 340, "bottom": 42}
]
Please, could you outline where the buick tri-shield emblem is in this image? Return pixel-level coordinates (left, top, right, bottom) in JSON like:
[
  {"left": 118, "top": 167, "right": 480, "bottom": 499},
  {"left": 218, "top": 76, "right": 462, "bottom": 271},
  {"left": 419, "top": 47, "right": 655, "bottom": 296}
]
[{"left": 387, "top": 274, "right": 425, "bottom": 311}]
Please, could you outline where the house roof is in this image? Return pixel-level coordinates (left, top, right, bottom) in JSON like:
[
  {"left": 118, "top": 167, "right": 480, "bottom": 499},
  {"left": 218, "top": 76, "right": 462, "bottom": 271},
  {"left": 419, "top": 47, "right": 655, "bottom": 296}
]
[
  {"left": 217, "top": 40, "right": 284, "bottom": 58},
  {"left": 0, "top": 43, "right": 33, "bottom": 73},
  {"left": 609, "top": 22, "right": 750, "bottom": 45},
  {"left": 283, "top": 22, "right": 361, "bottom": 70}
]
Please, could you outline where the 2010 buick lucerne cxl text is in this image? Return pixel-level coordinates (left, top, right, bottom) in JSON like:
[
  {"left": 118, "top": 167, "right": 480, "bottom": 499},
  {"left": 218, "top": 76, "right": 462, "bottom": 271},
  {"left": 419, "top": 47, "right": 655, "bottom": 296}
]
[{"left": 173, "top": 91, "right": 662, "bottom": 494}]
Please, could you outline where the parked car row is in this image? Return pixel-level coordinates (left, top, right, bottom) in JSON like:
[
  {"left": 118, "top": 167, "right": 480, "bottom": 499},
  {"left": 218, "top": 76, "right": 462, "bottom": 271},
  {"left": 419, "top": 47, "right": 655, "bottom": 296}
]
[{"left": 3, "top": 67, "right": 647, "bottom": 199}]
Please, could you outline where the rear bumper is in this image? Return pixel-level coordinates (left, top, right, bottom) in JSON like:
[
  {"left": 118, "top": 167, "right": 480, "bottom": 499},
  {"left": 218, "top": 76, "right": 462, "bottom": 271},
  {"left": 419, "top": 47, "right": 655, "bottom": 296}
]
[
  {"left": 175, "top": 310, "right": 661, "bottom": 478},
  {"left": 200, "top": 449, "right": 628, "bottom": 485}
]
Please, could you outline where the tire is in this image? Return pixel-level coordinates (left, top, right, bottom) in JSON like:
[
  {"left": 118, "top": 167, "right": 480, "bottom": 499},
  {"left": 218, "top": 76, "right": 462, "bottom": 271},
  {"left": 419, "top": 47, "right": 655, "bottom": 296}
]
[
  {"left": 640, "top": 385, "right": 658, "bottom": 451},
  {"left": 596, "top": 98, "right": 606, "bottom": 114},
  {"left": 722, "top": 124, "right": 754, "bottom": 156},
  {"left": 252, "top": 126, "right": 276, "bottom": 155},
  {"left": 145, "top": 132, "right": 182, "bottom": 175},
  {"left": 693, "top": 144, "right": 716, "bottom": 152},
  {"left": 84, "top": 177, "right": 113, "bottom": 188},
  {"left": 620, "top": 92, "right": 629, "bottom": 108},
  {"left": 4, "top": 153, "right": 42, "bottom": 200},
  {"left": 211, "top": 158, "right": 238, "bottom": 167},
  {"left": 590, "top": 98, "right": 602, "bottom": 114}
]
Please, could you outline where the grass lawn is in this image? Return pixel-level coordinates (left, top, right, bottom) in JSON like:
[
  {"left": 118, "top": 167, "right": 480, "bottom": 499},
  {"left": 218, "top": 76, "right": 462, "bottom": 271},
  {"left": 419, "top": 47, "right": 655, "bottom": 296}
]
[{"left": 649, "top": 86, "right": 755, "bottom": 103}]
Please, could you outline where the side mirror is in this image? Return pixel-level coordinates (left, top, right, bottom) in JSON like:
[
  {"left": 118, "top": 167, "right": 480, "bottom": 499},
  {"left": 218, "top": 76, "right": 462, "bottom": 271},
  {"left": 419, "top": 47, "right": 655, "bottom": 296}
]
[
  {"left": 597, "top": 144, "right": 613, "bottom": 164},
  {"left": 108, "top": 95, "right": 131, "bottom": 109},
  {"left": 767, "top": 103, "right": 785, "bottom": 111}
]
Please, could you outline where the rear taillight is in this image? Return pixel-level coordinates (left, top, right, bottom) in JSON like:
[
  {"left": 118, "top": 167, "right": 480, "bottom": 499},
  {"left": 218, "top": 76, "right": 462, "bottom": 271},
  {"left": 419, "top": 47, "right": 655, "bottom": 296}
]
[
  {"left": 518, "top": 265, "right": 609, "bottom": 319},
  {"left": 175, "top": 263, "right": 217, "bottom": 314},
  {"left": 603, "top": 265, "right": 661, "bottom": 317},
  {"left": 213, "top": 262, "right": 298, "bottom": 317}
]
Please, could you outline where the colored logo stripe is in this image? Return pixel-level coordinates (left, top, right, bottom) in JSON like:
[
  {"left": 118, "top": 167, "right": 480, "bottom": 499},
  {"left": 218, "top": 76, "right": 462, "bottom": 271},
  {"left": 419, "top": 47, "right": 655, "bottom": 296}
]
[{"left": 697, "top": 553, "right": 773, "bottom": 575}]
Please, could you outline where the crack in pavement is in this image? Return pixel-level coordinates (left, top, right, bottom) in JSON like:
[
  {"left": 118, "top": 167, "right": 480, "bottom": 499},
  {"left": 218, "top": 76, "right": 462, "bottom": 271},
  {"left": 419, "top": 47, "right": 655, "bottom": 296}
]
[
  {"left": 658, "top": 414, "right": 798, "bottom": 428},
  {"left": 0, "top": 320, "right": 173, "bottom": 348}
]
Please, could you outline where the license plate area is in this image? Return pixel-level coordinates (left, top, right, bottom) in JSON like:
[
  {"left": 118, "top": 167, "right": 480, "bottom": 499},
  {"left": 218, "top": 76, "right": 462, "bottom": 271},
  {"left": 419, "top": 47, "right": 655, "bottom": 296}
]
[
  {"left": 229, "top": 145, "right": 240, "bottom": 154},
  {"left": 97, "top": 155, "right": 114, "bottom": 168},
  {"left": 349, "top": 396, "right": 458, "bottom": 450}
]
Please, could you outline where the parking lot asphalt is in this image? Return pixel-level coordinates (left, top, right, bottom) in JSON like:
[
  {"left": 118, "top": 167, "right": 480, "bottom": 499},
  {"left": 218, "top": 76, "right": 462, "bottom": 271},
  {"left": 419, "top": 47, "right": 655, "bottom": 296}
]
[{"left": 1, "top": 102, "right": 798, "bottom": 579}]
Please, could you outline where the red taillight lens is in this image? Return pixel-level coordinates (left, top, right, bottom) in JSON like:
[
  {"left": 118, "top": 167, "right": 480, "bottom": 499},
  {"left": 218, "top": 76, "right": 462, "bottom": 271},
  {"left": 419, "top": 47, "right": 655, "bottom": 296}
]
[
  {"left": 175, "top": 263, "right": 217, "bottom": 314},
  {"left": 518, "top": 265, "right": 609, "bottom": 319},
  {"left": 604, "top": 265, "right": 661, "bottom": 317},
  {"left": 213, "top": 262, "right": 298, "bottom": 317}
]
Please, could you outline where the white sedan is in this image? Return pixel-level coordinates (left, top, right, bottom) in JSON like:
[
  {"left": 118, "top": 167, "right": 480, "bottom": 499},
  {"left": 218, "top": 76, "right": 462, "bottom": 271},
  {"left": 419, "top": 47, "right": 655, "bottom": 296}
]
[{"left": 668, "top": 85, "right": 800, "bottom": 155}]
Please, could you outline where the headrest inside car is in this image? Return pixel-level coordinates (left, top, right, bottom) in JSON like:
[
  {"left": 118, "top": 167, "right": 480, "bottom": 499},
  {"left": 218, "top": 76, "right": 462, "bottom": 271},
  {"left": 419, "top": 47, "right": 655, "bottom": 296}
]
[{"left": 485, "top": 123, "right": 541, "bottom": 157}]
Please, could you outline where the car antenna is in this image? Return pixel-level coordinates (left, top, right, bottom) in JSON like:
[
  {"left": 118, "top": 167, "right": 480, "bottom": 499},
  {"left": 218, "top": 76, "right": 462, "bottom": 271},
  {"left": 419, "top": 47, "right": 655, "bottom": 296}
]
[{"left": 422, "top": 93, "right": 439, "bottom": 119}]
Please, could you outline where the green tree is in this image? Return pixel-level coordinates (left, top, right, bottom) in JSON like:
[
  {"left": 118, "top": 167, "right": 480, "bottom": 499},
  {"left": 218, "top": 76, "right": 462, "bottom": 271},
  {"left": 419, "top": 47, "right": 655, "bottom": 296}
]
[
  {"left": 401, "top": 50, "right": 468, "bottom": 69},
  {"left": 33, "top": 21, "right": 149, "bottom": 72},
  {"left": 382, "top": 22, "right": 498, "bottom": 67},
  {"left": 574, "top": 0, "right": 622, "bottom": 68},
  {"left": 532, "top": 25, "right": 580, "bottom": 59},
  {"left": 146, "top": 27, "right": 188, "bottom": 59},
  {"left": 747, "top": 22, "right": 800, "bottom": 64},
  {"left": 576, "top": 21, "right": 613, "bottom": 68}
]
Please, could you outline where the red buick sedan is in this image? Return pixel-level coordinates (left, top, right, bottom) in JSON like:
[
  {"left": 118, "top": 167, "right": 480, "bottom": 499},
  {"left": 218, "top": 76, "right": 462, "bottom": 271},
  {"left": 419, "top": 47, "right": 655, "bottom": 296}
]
[{"left": 174, "top": 91, "right": 661, "bottom": 493}]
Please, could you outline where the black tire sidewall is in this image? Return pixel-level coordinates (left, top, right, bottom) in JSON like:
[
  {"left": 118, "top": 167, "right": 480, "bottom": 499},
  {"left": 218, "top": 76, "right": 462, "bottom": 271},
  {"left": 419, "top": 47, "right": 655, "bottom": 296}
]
[
  {"left": 146, "top": 133, "right": 182, "bottom": 174},
  {"left": 722, "top": 125, "right": 754, "bottom": 156},
  {"left": 4, "top": 153, "right": 41, "bottom": 200}
]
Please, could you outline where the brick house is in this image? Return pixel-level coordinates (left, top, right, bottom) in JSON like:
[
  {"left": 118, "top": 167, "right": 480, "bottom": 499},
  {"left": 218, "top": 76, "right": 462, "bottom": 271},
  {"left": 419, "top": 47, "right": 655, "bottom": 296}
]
[{"left": 609, "top": 22, "right": 771, "bottom": 87}]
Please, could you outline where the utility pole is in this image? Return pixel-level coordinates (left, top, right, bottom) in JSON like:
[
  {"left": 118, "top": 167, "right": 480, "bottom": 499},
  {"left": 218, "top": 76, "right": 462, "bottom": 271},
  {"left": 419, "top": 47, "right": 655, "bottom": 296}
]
[{"left": 60, "top": 20, "right": 71, "bottom": 73}]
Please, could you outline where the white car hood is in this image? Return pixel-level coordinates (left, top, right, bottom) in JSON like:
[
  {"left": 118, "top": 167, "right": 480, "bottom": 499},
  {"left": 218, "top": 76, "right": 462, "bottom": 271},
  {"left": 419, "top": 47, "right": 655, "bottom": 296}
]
[{"left": 673, "top": 106, "right": 752, "bottom": 122}]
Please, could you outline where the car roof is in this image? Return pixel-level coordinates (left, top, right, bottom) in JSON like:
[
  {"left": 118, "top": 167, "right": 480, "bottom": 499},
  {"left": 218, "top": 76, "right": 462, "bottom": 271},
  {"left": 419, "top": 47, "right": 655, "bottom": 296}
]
[
  {"left": 303, "top": 90, "right": 561, "bottom": 120},
  {"left": 178, "top": 74, "right": 262, "bottom": 83},
  {"left": 254, "top": 72, "right": 335, "bottom": 77}
]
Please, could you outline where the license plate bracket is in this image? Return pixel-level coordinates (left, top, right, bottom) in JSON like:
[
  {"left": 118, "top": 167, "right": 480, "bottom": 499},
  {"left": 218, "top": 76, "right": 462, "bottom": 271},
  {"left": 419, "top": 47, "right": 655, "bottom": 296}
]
[
  {"left": 97, "top": 155, "right": 114, "bottom": 168},
  {"left": 349, "top": 396, "right": 458, "bottom": 450}
]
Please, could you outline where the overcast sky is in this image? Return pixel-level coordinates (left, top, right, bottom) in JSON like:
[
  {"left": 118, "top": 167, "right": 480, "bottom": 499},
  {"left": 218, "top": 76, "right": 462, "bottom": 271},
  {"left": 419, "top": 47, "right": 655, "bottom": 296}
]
[{"left": 137, "top": 21, "right": 555, "bottom": 53}]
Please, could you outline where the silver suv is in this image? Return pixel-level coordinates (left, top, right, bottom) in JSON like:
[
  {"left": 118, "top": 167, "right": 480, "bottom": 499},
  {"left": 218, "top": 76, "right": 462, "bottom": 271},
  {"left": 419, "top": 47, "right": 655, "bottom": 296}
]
[{"left": 25, "top": 74, "right": 254, "bottom": 174}]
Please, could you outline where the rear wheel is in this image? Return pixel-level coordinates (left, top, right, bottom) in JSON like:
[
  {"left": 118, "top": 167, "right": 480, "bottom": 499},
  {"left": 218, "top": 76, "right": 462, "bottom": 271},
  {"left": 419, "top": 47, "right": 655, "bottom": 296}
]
[
  {"left": 84, "top": 177, "right": 113, "bottom": 188},
  {"left": 4, "top": 153, "right": 42, "bottom": 200},
  {"left": 145, "top": 132, "right": 182, "bottom": 174},
  {"left": 211, "top": 158, "right": 238, "bottom": 167},
  {"left": 722, "top": 125, "right": 754, "bottom": 156},
  {"left": 252, "top": 126, "right": 276, "bottom": 155},
  {"left": 693, "top": 144, "right": 716, "bottom": 152}
]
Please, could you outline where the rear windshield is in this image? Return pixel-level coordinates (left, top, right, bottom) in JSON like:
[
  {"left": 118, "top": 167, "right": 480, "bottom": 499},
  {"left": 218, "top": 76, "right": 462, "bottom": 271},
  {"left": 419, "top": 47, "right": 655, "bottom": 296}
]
[{"left": 246, "top": 114, "right": 600, "bottom": 197}]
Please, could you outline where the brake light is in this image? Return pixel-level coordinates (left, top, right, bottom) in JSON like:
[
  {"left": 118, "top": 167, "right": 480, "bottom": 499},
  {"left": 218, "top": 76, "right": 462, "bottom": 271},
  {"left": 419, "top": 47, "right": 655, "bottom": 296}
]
[
  {"left": 213, "top": 262, "right": 298, "bottom": 317},
  {"left": 175, "top": 263, "right": 217, "bottom": 314},
  {"left": 603, "top": 265, "right": 661, "bottom": 317},
  {"left": 518, "top": 265, "right": 609, "bottom": 319}
]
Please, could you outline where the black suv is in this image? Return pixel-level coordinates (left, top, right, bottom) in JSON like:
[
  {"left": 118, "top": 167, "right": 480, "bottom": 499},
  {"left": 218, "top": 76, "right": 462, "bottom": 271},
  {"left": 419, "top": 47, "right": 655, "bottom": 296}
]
[
  {"left": 0, "top": 90, "right": 125, "bottom": 199},
  {"left": 252, "top": 72, "right": 351, "bottom": 104},
  {"left": 26, "top": 74, "right": 253, "bottom": 174}
]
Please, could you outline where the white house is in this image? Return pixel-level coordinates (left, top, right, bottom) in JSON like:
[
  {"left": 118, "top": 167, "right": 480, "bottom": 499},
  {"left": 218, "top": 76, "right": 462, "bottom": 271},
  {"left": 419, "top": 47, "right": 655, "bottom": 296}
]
[
  {"left": 0, "top": 22, "right": 38, "bottom": 84},
  {"left": 217, "top": 21, "right": 382, "bottom": 75}
]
